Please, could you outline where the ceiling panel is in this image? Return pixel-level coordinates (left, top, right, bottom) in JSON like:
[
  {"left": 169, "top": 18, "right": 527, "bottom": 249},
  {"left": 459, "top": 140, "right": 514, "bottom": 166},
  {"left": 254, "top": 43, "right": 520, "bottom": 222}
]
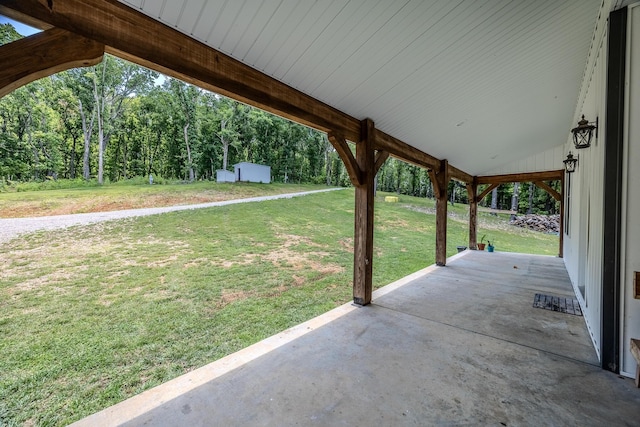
[
  {"left": 177, "top": 0, "right": 206, "bottom": 34},
  {"left": 137, "top": 0, "right": 164, "bottom": 18},
  {"left": 119, "top": 0, "right": 601, "bottom": 175},
  {"left": 159, "top": 0, "right": 185, "bottom": 26}
]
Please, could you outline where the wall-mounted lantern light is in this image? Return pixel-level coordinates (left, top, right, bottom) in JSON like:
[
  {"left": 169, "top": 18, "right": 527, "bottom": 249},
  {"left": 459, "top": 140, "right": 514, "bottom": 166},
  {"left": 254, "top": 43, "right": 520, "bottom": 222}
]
[
  {"left": 563, "top": 151, "right": 578, "bottom": 173},
  {"left": 571, "top": 115, "right": 598, "bottom": 149}
]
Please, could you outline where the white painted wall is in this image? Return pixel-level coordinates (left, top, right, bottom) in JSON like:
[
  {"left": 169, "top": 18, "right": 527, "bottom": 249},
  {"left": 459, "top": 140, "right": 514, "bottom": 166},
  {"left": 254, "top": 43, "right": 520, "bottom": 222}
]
[
  {"left": 621, "top": 2, "right": 640, "bottom": 377},
  {"left": 565, "top": 1, "right": 640, "bottom": 376},
  {"left": 234, "top": 162, "right": 271, "bottom": 184},
  {"left": 563, "top": 5, "right": 609, "bottom": 362},
  {"left": 216, "top": 170, "right": 235, "bottom": 183},
  {"left": 481, "top": 145, "right": 564, "bottom": 176}
]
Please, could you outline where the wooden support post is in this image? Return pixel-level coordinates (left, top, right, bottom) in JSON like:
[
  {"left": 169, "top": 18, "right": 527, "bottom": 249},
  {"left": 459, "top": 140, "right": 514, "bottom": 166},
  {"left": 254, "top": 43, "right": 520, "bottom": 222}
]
[
  {"left": 434, "top": 160, "right": 449, "bottom": 266},
  {"left": 466, "top": 179, "right": 478, "bottom": 250},
  {"left": 353, "top": 119, "right": 376, "bottom": 305}
]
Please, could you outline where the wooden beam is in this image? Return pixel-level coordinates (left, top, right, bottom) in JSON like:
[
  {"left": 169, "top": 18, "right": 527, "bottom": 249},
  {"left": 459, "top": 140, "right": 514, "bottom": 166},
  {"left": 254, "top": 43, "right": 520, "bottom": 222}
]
[
  {"left": 533, "top": 181, "right": 561, "bottom": 202},
  {"left": 353, "top": 119, "right": 376, "bottom": 306},
  {"left": 327, "top": 131, "right": 362, "bottom": 187},
  {"left": 374, "top": 129, "right": 440, "bottom": 170},
  {"left": 449, "top": 164, "right": 473, "bottom": 184},
  {"left": 0, "top": 27, "right": 103, "bottom": 98},
  {"left": 477, "top": 170, "right": 563, "bottom": 185},
  {"left": 477, "top": 183, "right": 499, "bottom": 202},
  {"left": 435, "top": 160, "right": 449, "bottom": 266},
  {"left": 0, "top": 0, "right": 471, "bottom": 188},
  {"left": 0, "top": 5, "right": 53, "bottom": 30},
  {"left": 0, "top": 0, "right": 362, "bottom": 142},
  {"left": 466, "top": 181, "right": 478, "bottom": 250},
  {"left": 374, "top": 150, "right": 390, "bottom": 175}
]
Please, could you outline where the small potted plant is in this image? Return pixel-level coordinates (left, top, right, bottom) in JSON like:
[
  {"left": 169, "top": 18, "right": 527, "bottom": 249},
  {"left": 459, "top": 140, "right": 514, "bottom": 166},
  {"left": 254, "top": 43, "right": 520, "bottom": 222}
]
[
  {"left": 477, "top": 235, "right": 486, "bottom": 251},
  {"left": 487, "top": 240, "right": 495, "bottom": 253}
]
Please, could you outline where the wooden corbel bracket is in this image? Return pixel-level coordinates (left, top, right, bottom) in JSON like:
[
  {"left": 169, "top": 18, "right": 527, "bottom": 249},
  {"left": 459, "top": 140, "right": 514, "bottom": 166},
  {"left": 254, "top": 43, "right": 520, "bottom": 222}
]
[
  {"left": 477, "top": 183, "right": 500, "bottom": 203},
  {"left": 374, "top": 150, "right": 389, "bottom": 175},
  {"left": 428, "top": 160, "right": 448, "bottom": 200},
  {"left": 534, "top": 181, "right": 561, "bottom": 202},
  {"left": 327, "top": 131, "right": 363, "bottom": 186}
]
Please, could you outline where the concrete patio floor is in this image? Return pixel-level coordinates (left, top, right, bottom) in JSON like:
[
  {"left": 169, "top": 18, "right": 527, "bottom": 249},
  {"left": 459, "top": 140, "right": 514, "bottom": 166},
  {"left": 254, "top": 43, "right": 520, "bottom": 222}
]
[{"left": 73, "top": 251, "right": 640, "bottom": 426}]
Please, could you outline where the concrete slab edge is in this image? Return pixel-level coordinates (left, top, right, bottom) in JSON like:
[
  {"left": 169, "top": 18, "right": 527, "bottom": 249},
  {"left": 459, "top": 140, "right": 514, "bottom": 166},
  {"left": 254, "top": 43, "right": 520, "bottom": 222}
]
[
  {"left": 70, "top": 250, "right": 470, "bottom": 426},
  {"left": 372, "top": 249, "right": 471, "bottom": 300}
]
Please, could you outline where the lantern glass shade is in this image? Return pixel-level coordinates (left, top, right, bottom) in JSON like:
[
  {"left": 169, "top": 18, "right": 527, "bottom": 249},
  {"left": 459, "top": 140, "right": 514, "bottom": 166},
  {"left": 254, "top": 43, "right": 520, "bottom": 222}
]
[
  {"left": 571, "top": 115, "right": 597, "bottom": 149},
  {"left": 563, "top": 152, "right": 577, "bottom": 173}
]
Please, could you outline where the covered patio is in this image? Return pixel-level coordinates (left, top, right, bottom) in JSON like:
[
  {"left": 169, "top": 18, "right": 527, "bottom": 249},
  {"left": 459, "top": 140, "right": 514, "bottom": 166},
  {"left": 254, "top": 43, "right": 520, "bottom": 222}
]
[
  {"left": 72, "top": 251, "right": 640, "bottom": 426},
  {"left": 3, "top": 0, "right": 640, "bottom": 422}
]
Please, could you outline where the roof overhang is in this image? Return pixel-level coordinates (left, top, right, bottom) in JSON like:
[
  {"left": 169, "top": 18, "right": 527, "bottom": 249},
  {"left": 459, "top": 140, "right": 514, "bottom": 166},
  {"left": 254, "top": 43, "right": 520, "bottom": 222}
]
[{"left": 0, "top": 0, "right": 610, "bottom": 177}]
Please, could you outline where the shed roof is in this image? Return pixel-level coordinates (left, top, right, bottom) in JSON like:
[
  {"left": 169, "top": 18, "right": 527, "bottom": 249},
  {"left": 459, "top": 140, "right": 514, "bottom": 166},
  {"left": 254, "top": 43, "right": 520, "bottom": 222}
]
[{"left": 119, "top": 0, "right": 604, "bottom": 176}]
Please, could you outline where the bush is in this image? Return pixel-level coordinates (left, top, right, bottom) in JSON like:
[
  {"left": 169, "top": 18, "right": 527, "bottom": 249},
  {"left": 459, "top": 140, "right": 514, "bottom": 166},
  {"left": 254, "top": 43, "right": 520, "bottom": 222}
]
[
  {"left": 111, "top": 175, "right": 175, "bottom": 186},
  {"left": 13, "top": 178, "right": 100, "bottom": 192}
]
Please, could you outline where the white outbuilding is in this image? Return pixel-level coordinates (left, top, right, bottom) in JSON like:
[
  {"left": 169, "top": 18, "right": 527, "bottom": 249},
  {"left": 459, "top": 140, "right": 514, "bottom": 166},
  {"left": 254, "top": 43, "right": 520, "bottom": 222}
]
[
  {"left": 233, "top": 162, "right": 271, "bottom": 183},
  {"left": 216, "top": 169, "right": 235, "bottom": 183}
]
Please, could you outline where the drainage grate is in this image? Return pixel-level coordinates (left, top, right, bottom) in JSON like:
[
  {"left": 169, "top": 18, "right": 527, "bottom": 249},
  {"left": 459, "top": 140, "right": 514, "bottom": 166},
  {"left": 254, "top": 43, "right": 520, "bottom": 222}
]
[{"left": 533, "top": 294, "right": 582, "bottom": 316}]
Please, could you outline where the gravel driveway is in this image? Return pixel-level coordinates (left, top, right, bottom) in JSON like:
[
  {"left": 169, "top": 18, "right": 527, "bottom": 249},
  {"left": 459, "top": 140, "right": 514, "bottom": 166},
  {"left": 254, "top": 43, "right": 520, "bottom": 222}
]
[{"left": 0, "top": 188, "right": 344, "bottom": 244}]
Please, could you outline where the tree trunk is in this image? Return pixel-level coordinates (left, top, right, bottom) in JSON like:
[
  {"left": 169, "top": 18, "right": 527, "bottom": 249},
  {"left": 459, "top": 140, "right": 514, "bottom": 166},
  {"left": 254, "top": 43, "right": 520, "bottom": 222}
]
[
  {"left": 97, "top": 125, "right": 104, "bottom": 184},
  {"left": 450, "top": 183, "right": 456, "bottom": 205},
  {"left": 490, "top": 186, "right": 498, "bottom": 215},
  {"left": 220, "top": 118, "right": 229, "bottom": 171},
  {"left": 94, "top": 62, "right": 106, "bottom": 184},
  {"left": 184, "top": 123, "right": 194, "bottom": 182},
  {"left": 79, "top": 99, "right": 93, "bottom": 181},
  {"left": 69, "top": 134, "right": 77, "bottom": 179},
  {"left": 27, "top": 112, "right": 36, "bottom": 180},
  {"left": 121, "top": 134, "right": 128, "bottom": 179},
  {"left": 510, "top": 182, "right": 519, "bottom": 220},
  {"left": 325, "top": 145, "right": 332, "bottom": 186},
  {"left": 528, "top": 182, "right": 534, "bottom": 214}
]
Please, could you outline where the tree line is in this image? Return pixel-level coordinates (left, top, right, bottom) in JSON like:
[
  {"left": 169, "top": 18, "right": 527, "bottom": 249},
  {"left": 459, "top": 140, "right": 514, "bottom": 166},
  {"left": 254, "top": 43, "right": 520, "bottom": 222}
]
[{"left": 0, "top": 23, "right": 558, "bottom": 214}]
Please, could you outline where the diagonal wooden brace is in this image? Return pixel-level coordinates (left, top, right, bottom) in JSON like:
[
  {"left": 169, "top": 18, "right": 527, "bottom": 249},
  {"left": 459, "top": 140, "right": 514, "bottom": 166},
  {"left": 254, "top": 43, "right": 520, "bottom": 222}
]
[
  {"left": 0, "top": 27, "right": 104, "bottom": 99},
  {"left": 327, "top": 131, "right": 363, "bottom": 187},
  {"left": 534, "top": 181, "right": 561, "bottom": 201}
]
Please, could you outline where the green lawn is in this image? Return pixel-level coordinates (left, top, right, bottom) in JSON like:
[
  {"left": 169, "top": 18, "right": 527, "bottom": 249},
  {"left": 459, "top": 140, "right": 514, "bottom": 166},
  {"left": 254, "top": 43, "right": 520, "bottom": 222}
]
[
  {"left": 0, "top": 188, "right": 558, "bottom": 426},
  {"left": 0, "top": 181, "right": 324, "bottom": 218}
]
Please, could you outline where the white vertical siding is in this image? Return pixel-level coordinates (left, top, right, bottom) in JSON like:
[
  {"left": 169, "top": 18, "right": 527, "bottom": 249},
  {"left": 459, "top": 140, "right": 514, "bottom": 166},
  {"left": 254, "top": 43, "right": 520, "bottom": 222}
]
[
  {"left": 481, "top": 145, "right": 564, "bottom": 176},
  {"left": 567, "top": 0, "right": 640, "bottom": 377},
  {"left": 564, "top": 8, "right": 609, "bottom": 361},
  {"left": 621, "top": 3, "right": 640, "bottom": 377}
]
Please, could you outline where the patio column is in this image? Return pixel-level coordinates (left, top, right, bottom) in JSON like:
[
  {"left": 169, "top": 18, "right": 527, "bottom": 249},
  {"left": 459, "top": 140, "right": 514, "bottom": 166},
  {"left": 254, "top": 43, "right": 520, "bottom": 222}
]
[
  {"left": 430, "top": 160, "right": 448, "bottom": 266},
  {"left": 467, "top": 180, "right": 478, "bottom": 250},
  {"left": 327, "top": 120, "right": 387, "bottom": 306},
  {"left": 353, "top": 119, "right": 376, "bottom": 305}
]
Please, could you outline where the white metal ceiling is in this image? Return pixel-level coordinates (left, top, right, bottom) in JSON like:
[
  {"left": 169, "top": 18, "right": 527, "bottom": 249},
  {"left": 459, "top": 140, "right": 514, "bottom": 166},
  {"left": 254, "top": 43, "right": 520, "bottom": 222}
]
[{"left": 119, "top": 0, "right": 601, "bottom": 176}]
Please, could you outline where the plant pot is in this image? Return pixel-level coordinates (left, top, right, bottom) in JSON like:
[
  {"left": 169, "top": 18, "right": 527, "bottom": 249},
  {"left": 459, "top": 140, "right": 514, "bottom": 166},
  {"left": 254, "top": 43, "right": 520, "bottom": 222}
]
[
  {"left": 487, "top": 245, "right": 494, "bottom": 253},
  {"left": 477, "top": 243, "right": 486, "bottom": 251}
]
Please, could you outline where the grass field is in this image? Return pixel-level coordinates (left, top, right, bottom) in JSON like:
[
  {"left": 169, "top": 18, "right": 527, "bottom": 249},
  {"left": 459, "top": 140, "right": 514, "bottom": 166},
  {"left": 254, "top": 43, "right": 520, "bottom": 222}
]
[
  {"left": 0, "top": 185, "right": 558, "bottom": 426},
  {"left": 0, "top": 181, "right": 322, "bottom": 218}
]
